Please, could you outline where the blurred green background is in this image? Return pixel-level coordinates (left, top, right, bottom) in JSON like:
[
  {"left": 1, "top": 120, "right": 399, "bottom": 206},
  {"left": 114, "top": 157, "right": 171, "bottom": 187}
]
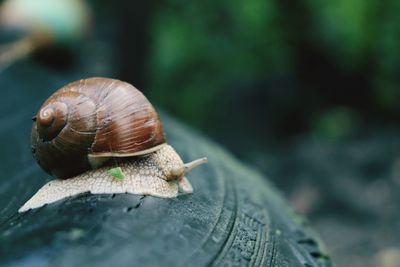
[
  {"left": 1, "top": 0, "right": 400, "bottom": 266},
  {"left": 115, "top": 0, "right": 400, "bottom": 158}
]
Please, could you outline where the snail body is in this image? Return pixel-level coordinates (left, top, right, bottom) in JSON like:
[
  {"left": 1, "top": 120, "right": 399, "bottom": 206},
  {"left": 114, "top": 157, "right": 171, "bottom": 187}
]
[{"left": 21, "top": 77, "right": 207, "bottom": 212}]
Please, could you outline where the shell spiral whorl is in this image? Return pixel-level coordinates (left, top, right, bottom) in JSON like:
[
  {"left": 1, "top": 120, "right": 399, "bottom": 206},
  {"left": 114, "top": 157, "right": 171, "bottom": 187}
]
[{"left": 36, "top": 101, "right": 68, "bottom": 141}]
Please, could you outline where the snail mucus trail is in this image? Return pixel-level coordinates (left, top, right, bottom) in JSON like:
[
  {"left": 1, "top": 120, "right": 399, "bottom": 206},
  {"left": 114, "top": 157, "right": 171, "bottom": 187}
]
[{"left": 19, "top": 77, "right": 207, "bottom": 212}]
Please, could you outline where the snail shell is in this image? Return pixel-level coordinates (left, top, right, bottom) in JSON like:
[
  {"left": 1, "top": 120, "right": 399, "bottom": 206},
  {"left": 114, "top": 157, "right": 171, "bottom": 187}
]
[{"left": 31, "top": 77, "right": 166, "bottom": 179}]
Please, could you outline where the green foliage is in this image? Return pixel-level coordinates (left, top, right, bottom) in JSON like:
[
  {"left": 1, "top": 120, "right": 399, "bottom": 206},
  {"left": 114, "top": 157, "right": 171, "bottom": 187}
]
[
  {"left": 312, "top": 107, "right": 359, "bottom": 139},
  {"left": 305, "top": 0, "right": 375, "bottom": 67},
  {"left": 108, "top": 167, "right": 125, "bottom": 180},
  {"left": 147, "top": 0, "right": 400, "bottom": 136},
  {"left": 305, "top": 0, "right": 400, "bottom": 110},
  {"left": 147, "top": 0, "right": 290, "bottom": 127}
]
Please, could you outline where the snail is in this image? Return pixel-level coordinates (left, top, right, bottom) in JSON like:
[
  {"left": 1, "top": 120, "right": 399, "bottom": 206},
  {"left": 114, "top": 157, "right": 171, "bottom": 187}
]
[{"left": 19, "top": 77, "right": 207, "bottom": 212}]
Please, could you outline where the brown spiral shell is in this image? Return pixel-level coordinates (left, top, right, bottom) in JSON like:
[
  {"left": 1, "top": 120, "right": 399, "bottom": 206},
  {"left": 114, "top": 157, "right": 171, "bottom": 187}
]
[{"left": 31, "top": 77, "right": 166, "bottom": 179}]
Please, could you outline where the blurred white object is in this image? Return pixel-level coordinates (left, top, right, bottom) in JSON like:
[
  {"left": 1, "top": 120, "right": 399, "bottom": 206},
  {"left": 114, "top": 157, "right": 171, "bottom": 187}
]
[{"left": 0, "top": 0, "right": 91, "bottom": 71}]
